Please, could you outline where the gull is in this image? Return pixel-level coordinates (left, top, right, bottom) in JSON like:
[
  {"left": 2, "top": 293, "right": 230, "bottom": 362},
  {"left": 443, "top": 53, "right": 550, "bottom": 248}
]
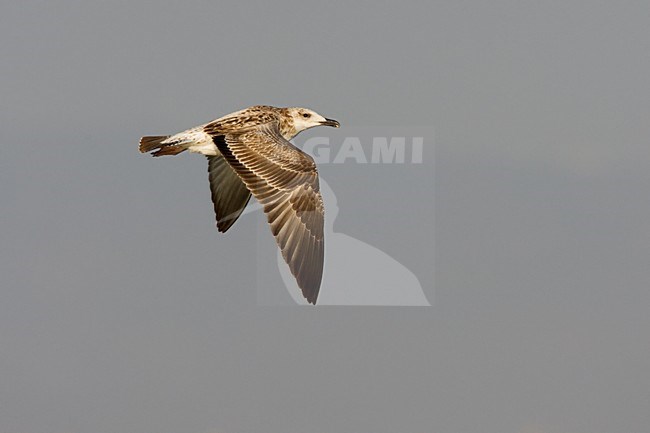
[{"left": 139, "top": 105, "right": 340, "bottom": 304}]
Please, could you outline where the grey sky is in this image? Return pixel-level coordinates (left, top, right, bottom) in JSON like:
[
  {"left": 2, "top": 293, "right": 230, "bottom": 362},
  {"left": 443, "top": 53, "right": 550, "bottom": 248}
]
[{"left": 2, "top": 1, "right": 649, "bottom": 433}]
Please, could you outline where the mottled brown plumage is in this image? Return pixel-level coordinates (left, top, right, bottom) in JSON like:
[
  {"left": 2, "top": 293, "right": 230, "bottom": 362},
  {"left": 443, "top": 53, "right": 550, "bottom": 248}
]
[{"left": 139, "top": 105, "right": 339, "bottom": 304}]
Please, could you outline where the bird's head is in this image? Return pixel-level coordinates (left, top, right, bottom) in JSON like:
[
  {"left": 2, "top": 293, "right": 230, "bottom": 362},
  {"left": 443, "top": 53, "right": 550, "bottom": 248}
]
[{"left": 280, "top": 107, "right": 340, "bottom": 139}]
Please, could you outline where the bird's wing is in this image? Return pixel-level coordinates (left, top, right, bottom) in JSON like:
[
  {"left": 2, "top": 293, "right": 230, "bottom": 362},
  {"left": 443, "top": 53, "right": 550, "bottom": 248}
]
[
  {"left": 207, "top": 155, "right": 252, "bottom": 233},
  {"left": 211, "top": 123, "right": 324, "bottom": 304}
]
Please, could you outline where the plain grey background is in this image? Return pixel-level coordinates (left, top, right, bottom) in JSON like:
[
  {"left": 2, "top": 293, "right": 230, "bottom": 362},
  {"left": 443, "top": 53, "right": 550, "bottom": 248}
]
[{"left": 1, "top": 1, "right": 649, "bottom": 433}]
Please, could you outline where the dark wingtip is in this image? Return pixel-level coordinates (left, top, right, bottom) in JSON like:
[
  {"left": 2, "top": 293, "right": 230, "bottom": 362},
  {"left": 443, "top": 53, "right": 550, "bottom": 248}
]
[
  {"left": 302, "top": 279, "right": 321, "bottom": 305},
  {"left": 216, "top": 219, "right": 235, "bottom": 233}
]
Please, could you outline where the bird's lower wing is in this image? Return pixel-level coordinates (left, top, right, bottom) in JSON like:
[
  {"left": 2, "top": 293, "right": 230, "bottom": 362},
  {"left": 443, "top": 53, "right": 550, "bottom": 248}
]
[
  {"left": 211, "top": 126, "right": 324, "bottom": 304},
  {"left": 207, "top": 154, "right": 252, "bottom": 232}
]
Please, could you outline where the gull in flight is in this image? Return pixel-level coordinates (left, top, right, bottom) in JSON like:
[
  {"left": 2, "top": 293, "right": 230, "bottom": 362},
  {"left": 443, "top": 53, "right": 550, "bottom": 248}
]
[{"left": 139, "top": 105, "right": 340, "bottom": 304}]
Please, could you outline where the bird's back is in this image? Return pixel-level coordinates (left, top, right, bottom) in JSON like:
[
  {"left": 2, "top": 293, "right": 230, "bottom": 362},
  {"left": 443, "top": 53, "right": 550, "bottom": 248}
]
[{"left": 204, "top": 105, "right": 280, "bottom": 136}]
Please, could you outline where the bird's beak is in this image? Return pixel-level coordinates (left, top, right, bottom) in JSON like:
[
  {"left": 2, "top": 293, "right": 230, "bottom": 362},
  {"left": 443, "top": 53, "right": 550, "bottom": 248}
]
[{"left": 320, "top": 118, "right": 340, "bottom": 128}]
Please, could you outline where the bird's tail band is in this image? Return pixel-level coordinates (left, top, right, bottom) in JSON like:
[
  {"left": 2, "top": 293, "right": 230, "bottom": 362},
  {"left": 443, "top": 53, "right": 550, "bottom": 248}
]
[{"left": 139, "top": 136, "right": 186, "bottom": 157}]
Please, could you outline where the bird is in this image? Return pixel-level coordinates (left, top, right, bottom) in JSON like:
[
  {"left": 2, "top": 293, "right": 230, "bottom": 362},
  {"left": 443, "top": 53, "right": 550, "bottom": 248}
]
[{"left": 139, "top": 105, "right": 340, "bottom": 304}]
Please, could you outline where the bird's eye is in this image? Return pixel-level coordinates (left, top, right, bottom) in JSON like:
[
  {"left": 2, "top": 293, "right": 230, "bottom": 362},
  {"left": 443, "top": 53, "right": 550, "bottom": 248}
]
[{"left": 302, "top": 113, "right": 311, "bottom": 118}]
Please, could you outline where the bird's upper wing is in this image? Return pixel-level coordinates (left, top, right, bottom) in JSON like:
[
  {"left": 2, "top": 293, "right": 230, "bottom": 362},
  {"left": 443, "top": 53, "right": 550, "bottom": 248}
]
[
  {"left": 207, "top": 155, "right": 252, "bottom": 233},
  {"left": 210, "top": 123, "right": 324, "bottom": 304}
]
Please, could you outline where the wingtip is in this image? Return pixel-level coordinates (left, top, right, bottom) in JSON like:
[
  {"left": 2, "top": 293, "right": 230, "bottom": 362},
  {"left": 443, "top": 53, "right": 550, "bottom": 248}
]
[
  {"left": 302, "top": 281, "right": 321, "bottom": 305},
  {"left": 305, "top": 293, "right": 318, "bottom": 305}
]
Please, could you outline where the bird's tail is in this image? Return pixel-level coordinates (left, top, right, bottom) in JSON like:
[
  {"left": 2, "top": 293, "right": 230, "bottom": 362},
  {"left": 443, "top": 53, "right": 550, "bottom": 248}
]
[{"left": 139, "top": 136, "right": 187, "bottom": 157}]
